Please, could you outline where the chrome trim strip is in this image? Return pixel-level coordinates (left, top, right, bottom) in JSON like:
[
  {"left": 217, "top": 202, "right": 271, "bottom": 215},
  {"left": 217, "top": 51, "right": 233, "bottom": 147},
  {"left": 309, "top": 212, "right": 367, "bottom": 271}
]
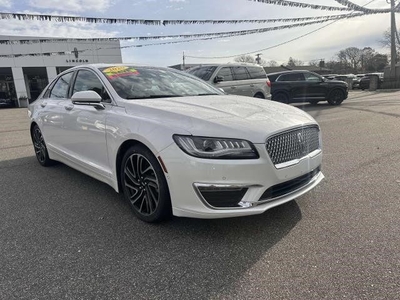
[{"left": 275, "top": 149, "right": 322, "bottom": 169}]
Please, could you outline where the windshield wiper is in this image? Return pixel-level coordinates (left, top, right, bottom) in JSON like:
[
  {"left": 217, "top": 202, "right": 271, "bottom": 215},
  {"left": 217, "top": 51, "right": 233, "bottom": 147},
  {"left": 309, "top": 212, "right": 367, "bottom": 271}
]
[
  {"left": 126, "top": 95, "right": 183, "bottom": 99},
  {"left": 195, "top": 93, "right": 220, "bottom": 96}
]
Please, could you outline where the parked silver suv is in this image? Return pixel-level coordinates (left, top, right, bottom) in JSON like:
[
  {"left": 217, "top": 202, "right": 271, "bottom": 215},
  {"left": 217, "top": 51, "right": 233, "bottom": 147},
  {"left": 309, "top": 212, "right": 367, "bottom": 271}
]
[{"left": 187, "top": 63, "right": 271, "bottom": 99}]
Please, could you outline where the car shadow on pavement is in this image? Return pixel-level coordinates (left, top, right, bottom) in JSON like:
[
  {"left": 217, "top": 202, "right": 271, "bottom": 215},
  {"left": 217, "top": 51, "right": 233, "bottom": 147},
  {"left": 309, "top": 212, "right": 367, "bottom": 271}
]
[{"left": 0, "top": 155, "right": 302, "bottom": 299}]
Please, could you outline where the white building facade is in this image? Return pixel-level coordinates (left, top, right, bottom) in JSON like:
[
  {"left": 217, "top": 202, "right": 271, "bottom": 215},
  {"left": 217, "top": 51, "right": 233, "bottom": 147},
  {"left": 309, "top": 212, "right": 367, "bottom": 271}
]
[{"left": 0, "top": 35, "right": 122, "bottom": 107}]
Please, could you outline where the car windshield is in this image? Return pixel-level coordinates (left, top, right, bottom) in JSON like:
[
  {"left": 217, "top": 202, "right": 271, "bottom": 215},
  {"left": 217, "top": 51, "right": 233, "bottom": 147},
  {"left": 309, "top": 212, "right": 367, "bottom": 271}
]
[{"left": 100, "top": 66, "right": 222, "bottom": 99}]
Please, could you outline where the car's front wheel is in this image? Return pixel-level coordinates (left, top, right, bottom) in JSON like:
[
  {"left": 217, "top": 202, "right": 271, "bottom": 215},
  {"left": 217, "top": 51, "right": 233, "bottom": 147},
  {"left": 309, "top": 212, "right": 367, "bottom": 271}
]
[
  {"left": 121, "top": 145, "right": 172, "bottom": 222},
  {"left": 327, "top": 89, "right": 345, "bottom": 105},
  {"left": 31, "top": 124, "right": 55, "bottom": 167}
]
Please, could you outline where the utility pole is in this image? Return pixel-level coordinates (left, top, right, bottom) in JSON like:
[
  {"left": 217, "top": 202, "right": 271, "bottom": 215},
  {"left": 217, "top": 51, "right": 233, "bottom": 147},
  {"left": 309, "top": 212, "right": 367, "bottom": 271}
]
[
  {"left": 255, "top": 53, "right": 262, "bottom": 65},
  {"left": 389, "top": 0, "right": 397, "bottom": 75}
]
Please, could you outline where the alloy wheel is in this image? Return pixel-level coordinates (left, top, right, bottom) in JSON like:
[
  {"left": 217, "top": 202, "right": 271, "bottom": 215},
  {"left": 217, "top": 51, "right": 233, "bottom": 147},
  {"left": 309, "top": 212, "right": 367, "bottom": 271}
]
[
  {"left": 32, "top": 127, "right": 46, "bottom": 164},
  {"left": 124, "top": 153, "right": 160, "bottom": 216}
]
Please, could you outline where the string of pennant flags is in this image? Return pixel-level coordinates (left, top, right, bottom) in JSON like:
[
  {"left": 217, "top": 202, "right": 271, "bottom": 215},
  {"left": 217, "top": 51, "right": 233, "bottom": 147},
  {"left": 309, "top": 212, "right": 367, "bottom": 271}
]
[
  {"left": 0, "top": 0, "right": 397, "bottom": 58},
  {"left": 0, "top": 12, "right": 378, "bottom": 46},
  {"left": 333, "top": 0, "right": 400, "bottom": 13},
  {"left": 0, "top": 11, "right": 367, "bottom": 26},
  {"left": 251, "top": 0, "right": 400, "bottom": 12},
  {"left": 1, "top": 1, "right": 398, "bottom": 27}
]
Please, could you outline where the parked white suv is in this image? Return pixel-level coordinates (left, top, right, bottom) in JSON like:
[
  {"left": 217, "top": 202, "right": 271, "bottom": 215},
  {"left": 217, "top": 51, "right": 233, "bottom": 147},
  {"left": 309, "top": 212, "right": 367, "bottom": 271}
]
[{"left": 187, "top": 63, "right": 271, "bottom": 99}]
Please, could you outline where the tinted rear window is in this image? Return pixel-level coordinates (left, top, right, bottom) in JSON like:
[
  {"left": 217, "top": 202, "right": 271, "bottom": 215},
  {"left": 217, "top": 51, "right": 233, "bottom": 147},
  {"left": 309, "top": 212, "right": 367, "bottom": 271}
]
[
  {"left": 232, "top": 66, "right": 250, "bottom": 80},
  {"left": 187, "top": 66, "right": 217, "bottom": 81},
  {"left": 247, "top": 67, "right": 267, "bottom": 79},
  {"left": 278, "top": 73, "right": 305, "bottom": 81}
]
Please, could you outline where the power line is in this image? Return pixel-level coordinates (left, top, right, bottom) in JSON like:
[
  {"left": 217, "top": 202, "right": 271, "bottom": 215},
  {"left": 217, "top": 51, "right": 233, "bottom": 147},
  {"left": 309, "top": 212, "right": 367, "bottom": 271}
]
[{"left": 186, "top": 0, "right": 381, "bottom": 59}]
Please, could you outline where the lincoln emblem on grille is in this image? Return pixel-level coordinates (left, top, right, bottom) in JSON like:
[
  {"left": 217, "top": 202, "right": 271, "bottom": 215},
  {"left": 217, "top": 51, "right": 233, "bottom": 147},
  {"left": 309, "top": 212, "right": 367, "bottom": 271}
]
[{"left": 297, "top": 132, "right": 307, "bottom": 154}]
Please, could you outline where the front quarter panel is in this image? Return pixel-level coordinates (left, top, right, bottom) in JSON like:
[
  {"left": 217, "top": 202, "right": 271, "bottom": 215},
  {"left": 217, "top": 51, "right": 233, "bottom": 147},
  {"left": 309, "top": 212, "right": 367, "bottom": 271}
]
[{"left": 105, "top": 105, "right": 191, "bottom": 190}]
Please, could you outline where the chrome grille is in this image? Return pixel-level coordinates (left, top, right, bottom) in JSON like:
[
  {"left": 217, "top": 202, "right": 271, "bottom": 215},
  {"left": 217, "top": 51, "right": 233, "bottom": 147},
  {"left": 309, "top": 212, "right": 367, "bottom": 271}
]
[{"left": 266, "top": 126, "right": 320, "bottom": 166}]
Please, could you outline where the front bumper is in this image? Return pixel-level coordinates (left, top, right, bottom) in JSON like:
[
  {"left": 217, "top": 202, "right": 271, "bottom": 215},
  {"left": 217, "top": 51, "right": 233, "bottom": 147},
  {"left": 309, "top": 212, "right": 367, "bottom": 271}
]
[{"left": 159, "top": 143, "right": 323, "bottom": 219}]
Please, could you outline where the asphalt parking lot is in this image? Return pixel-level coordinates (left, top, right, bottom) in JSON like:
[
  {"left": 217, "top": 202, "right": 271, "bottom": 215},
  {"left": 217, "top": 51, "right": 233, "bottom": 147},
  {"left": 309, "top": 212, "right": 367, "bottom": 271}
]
[{"left": 1, "top": 90, "right": 400, "bottom": 299}]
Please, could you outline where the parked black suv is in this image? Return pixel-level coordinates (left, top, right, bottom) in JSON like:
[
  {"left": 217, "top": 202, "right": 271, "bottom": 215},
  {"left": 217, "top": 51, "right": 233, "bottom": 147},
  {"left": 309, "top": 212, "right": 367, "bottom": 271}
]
[{"left": 267, "top": 70, "right": 348, "bottom": 105}]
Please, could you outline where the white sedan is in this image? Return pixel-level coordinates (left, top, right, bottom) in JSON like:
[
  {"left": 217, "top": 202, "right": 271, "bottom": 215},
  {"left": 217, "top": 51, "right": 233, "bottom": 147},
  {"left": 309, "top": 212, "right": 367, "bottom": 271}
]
[{"left": 28, "top": 64, "right": 324, "bottom": 222}]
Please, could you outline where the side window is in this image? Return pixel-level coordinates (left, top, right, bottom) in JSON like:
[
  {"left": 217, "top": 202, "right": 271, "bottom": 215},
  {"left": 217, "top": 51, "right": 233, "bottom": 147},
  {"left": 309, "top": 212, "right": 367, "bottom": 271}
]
[
  {"left": 49, "top": 72, "right": 73, "bottom": 99},
  {"left": 216, "top": 67, "right": 233, "bottom": 81},
  {"left": 73, "top": 70, "right": 110, "bottom": 101},
  {"left": 232, "top": 66, "right": 250, "bottom": 81},
  {"left": 278, "top": 73, "right": 305, "bottom": 82},
  {"left": 247, "top": 67, "right": 267, "bottom": 79},
  {"left": 304, "top": 73, "right": 322, "bottom": 82}
]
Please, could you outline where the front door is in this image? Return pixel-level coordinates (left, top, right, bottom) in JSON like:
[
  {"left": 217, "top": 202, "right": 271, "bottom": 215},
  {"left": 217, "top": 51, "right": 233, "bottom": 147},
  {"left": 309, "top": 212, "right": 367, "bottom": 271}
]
[{"left": 62, "top": 69, "right": 111, "bottom": 177}]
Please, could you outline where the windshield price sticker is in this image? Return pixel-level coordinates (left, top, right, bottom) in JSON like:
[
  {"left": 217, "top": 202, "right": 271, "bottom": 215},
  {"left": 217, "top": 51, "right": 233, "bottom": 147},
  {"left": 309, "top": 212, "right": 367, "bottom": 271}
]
[{"left": 103, "top": 66, "right": 140, "bottom": 79}]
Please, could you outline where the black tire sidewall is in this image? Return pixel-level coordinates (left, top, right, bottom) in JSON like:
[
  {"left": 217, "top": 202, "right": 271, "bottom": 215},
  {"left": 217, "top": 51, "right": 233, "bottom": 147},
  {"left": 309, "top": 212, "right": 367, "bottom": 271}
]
[
  {"left": 120, "top": 145, "right": 171, "bottom": 223},
  {"left": 274, "top": 93, "right": 289, "bottom": 104},
  {"left": 328, "top": 89, "right": 344, "bottom": 105},
  {"left": 31, "top": 125, "right": 53, "bottom": 167}
]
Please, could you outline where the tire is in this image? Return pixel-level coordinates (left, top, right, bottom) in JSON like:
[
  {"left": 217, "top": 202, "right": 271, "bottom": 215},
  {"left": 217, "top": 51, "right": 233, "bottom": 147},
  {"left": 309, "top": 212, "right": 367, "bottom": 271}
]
[
  {"left": 273, "top": 93, "right": 289, "bottom": 104},
  {"left": 327, "top": 89, "right": 345, "bottom": 106},
  {"left": 309, "top": 100, "right": 319, "bottom": 105},
  {"left": 254, "top": 93, "right": 265, "bottom": 99},
  {"left": 31, "top": 124, "right": 55, "bottom": 167},
  {"left": 120, "top": 145, "right": 172, "bottom": 222}
]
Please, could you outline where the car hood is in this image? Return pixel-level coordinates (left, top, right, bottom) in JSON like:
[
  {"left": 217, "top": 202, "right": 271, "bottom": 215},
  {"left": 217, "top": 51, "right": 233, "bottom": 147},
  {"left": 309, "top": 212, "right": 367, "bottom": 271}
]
[
  {"left": 326, "top": 80, "right": 348, "bottom": 85},
  {"left": 123, "top": 95, "right": 317, "bottom": 143}
]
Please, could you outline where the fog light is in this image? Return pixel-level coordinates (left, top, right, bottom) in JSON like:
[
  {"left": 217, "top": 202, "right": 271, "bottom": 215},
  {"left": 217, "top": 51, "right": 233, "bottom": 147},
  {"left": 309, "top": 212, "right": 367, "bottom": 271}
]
[{"left": 195, "top": 184, "right": 248, "bottom": 208}]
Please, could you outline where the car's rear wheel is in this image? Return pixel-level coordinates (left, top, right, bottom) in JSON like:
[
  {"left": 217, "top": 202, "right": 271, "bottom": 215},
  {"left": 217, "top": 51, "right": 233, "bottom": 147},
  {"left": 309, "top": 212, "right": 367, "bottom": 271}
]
[
  {"left": 327, "top": 89, "right": 345, "bottom": 105},
  {"left": 31, "top": 124, "right": 54, "bottom": 167},
  {"left": 254, "top": 93, "right": 265, "bottom": 99},
  {"left": 273, "top": 93, "right": 289, "bottom": 104},
  {"left": 309, "top": 100, "right": 319, "bottom": 105},
  {"left": 121, "top": 145, "right": 171, "bottom": 222}
]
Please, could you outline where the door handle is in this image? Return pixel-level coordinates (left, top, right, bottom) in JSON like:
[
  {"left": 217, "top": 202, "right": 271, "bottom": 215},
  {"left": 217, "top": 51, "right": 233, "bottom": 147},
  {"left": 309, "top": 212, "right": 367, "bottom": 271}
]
[
  {"left": 40, "top": 102, "right": 47, "bottom": 108},
  {"left": 64, "top": 104, "right": 74, "bottom": 111},
  {"left": 231, "top": 86, "right": 237, "bottom": 89},
  {"left": 250, "top": 84, "right": 255, "bottom": 87}
]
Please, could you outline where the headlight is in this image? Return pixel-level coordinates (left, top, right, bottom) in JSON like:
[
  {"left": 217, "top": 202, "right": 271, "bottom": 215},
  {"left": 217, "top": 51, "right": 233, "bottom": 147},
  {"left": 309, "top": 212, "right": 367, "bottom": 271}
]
[{"left": 173, "top": 135, "right": 259, "bottom": 159}]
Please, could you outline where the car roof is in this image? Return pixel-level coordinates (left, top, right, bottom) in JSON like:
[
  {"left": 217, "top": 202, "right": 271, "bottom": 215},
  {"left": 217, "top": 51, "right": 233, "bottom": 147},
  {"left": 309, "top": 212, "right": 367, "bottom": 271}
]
[
  {"left": 266, "top": 70, "right": 314, "bottom": 76},
  {"left": 191, "top": 63, "right": 264, "bottom": 69}
]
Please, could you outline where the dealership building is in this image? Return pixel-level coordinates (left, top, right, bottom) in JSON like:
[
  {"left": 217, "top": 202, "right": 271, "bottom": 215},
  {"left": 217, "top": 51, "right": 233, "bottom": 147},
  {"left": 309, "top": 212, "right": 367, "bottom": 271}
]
[{"left": 0, "top": 35, "right": 122, "bottom": 107}]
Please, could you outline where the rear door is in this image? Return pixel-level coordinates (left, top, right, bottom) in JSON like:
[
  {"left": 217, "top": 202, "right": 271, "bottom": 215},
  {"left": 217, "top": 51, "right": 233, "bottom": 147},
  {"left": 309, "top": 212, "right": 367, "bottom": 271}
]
[
  {"left": 302, "top": 72, "right": 327, "bottom": 99},
  {"left": 247, "top": 66, "right": 268, "bottom": 96},
  {"left": 276, "top": 72, "right": 305, "bottom": 101},
  {"left": 39, "top": 71, "right": 74, "bottom": 152},
  {"left": 231, "top": 66, "right": 253, "bottom": 97}
]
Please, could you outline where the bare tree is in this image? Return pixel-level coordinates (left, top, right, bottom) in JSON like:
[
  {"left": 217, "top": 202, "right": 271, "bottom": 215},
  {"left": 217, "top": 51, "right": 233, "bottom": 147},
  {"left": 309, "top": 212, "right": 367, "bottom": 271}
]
[
  {"left": 308, "top": 59, "right": 320, "bottom": 67},
  {"left": 337, "top": 47, "right": 362, "bottom": 72},
  {"left": 234, "top": 55, "right": 256, "bottom": 64},
  {"left": 266, "top": 60, "right": 278, "bottom": 67},
  {"left": 380, "top": 29, "right": 400, "bottom": 52},
  {"left": 287, "top": 57, "right": 304, "bottom": 67}
]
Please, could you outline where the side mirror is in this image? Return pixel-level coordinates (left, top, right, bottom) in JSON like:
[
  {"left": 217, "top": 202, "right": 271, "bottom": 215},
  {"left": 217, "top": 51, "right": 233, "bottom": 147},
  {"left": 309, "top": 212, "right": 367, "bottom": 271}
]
[
  {"left": 214, "top": 76, "right": 224, "bottom": 83},
  {"left": 71, "top": 91, "right": 104, "bottom": 109}
]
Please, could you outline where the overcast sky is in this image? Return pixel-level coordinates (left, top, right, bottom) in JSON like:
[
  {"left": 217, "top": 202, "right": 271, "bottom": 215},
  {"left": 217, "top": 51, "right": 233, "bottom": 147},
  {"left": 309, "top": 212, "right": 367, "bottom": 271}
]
[{"left": 0, "top": 0, "right": 396, "bottom": 66}]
